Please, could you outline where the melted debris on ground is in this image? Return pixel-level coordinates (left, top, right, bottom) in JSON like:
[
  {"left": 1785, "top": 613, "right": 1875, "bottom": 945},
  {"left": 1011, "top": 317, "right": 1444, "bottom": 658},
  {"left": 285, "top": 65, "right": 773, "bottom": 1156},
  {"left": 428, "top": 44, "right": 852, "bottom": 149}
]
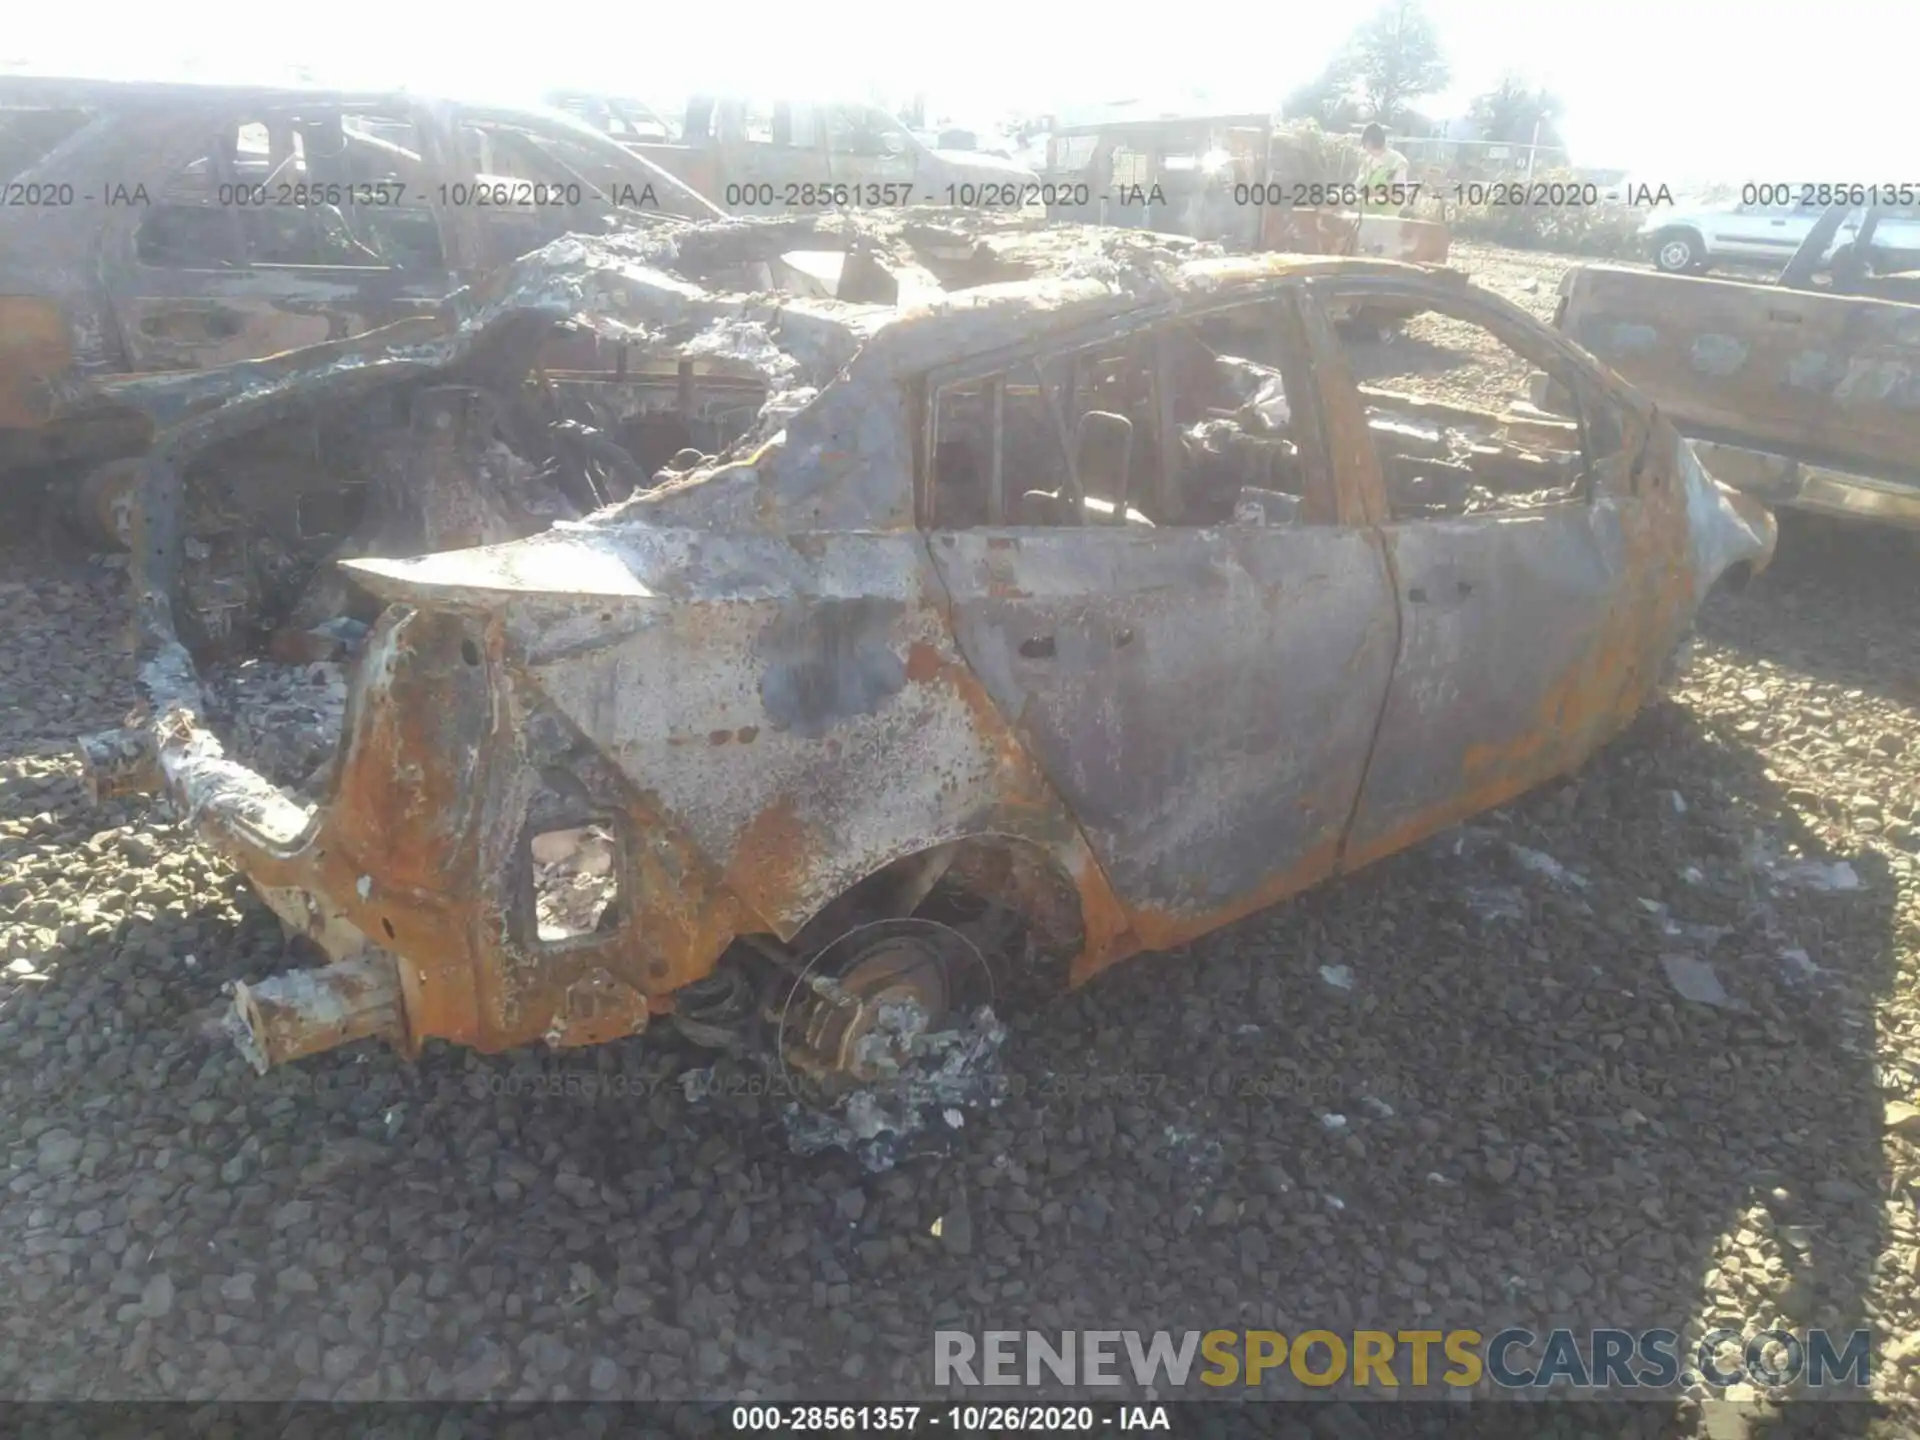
[{"left": 781, "top": 1005, "right": 1011, "bottom": 1175}]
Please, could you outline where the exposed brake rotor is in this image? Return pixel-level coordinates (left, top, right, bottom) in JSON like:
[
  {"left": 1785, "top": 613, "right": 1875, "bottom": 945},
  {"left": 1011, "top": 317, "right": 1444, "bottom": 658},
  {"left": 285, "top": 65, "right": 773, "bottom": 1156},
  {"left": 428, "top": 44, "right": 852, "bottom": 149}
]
[{"left": 775, "top": 918, "right": 992, "bottom": 1100}]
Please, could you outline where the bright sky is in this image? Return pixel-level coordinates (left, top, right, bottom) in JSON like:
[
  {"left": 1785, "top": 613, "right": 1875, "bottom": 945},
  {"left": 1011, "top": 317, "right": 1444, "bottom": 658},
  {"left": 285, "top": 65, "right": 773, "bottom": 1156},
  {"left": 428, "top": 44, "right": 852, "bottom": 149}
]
[{"left": 3, "top": 0, "right": 1905, "bottom": 184}]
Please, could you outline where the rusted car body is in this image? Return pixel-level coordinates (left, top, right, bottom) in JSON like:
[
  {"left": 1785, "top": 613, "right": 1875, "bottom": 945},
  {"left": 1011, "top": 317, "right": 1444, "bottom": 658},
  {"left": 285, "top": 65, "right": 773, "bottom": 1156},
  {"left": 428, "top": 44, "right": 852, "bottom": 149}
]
[
  {"left": 0, "top": 76, "right": 720, "bottom": 477},
  {"left": 83, "top": 217, "right": 1773, "bottom": 1135},
  {"left": 1547, "top": 262, "right": 1920, "bottom": 532},
  {"left": 1038, "top": 111, "right": 1450, "bottom": 264}
]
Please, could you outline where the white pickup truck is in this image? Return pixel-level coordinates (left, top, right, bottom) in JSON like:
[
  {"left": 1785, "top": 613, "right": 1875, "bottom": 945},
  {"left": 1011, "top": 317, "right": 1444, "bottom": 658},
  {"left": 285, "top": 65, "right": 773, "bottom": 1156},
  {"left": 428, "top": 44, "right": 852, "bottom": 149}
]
[{"left": 1644, "top": 199, "right": 1920, "bottom": 273}]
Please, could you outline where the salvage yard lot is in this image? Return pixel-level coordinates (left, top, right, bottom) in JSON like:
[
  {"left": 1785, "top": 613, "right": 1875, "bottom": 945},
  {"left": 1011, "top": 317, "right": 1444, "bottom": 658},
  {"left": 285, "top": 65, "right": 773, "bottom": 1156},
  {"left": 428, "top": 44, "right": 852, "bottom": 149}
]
[{"left": 1, "top": 242, "right": 1918, "bottom": 1427}]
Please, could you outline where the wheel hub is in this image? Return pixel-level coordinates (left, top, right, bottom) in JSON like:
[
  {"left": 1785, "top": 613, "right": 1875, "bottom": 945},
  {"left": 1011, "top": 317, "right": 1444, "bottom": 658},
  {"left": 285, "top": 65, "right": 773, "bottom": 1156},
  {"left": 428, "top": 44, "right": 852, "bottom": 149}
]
[{"left": 785, "top": 935, "right": 951, "bottom": 1085}]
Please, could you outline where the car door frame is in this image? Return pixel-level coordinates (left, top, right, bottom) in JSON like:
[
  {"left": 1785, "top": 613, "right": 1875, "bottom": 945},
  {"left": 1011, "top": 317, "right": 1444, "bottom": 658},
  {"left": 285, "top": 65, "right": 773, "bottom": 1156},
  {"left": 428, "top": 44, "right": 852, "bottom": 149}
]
[
  {"left": 440, "top": 102, "right": 721, "bottom": 269},
  {"left": 917, "top": 282, "right": 1405, "bottom": 947},
  {"left": 103, "top": 97, "right": 463, "bottom": 375},
  {"left": 1294, "top": 270, "right": 1665, "bottom": 872}
]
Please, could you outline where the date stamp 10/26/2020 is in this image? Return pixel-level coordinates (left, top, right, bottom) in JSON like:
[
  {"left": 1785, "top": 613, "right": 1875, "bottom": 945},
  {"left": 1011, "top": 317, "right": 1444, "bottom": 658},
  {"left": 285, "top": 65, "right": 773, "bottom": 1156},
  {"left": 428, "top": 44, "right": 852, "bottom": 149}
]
[
  {"left": 0, "top": 175, "right": 1697, "bottom": 215},
  {"left": 1227, "top": 180, "right": 1684, "bottom": 210},
  {"left": 21, "top": 175, "right": 1920, "bottom": 217}
]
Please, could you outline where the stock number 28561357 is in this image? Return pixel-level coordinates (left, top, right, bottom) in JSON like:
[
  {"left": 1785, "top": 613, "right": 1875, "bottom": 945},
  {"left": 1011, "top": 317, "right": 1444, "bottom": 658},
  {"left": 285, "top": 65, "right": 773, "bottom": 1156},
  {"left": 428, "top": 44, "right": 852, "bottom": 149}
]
[
  {"left": 723, "top": 181, "right": 917, "bottom": 208},
  {"left": 731, "top": 1406, "right": 925, "bottom": 1431},
  {"left": 730, "top": 1405, "right": 1102, "bottom": 1431},
  {"left": 477, "top": 1071, "right": 658, "bottom": 1099},
  {"left": 1743, "top": 181, "right": 1920, "bottom": 208}
]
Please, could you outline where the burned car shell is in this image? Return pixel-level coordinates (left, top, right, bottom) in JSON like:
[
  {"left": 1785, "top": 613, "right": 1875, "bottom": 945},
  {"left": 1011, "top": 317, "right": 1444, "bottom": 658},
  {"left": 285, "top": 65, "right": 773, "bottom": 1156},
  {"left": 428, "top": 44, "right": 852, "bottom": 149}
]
[
  {"left": 1037, "top": 110, "right": 1449, "bottom": 264},
  {"left": 0, "top": 75, "right": 720, "bottom": 474},
  {"left": 106, "top": 238, "right": 1775, "bottom": 1068}
]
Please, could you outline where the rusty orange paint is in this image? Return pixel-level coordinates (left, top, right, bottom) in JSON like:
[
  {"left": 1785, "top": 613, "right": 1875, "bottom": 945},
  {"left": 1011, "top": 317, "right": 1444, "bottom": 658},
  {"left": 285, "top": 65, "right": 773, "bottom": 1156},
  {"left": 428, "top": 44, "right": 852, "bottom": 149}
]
[
  {"left": 1067, "top": 830, "right": 1346, "bottom": 987},
  {"left": 615, "top": 785, "right": 751, "bottom": 992},
  {"left": 902, "top": 640, "right": 948, "bottom": 686},
  {"left": 0, "top": 295, "right": 76, "bottom": 430},
  {"left": 718, "top": 792, "right": 819, "bottom": 936},
  {"left": 542, "top": 969, "right": 653, "bottom": 1048},
  {"left": 205, "top": 606, "right": 775, "bottom": 1053},
  {"left": 903, "top": 641, "right": 1071, "bottom": 826}
]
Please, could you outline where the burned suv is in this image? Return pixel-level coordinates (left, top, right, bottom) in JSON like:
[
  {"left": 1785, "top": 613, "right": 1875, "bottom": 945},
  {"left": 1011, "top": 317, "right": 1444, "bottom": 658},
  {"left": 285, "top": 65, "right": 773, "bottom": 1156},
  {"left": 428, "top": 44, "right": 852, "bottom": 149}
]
[{"left": 82, "top": 216, "right": 1776, "bottom": 1150}]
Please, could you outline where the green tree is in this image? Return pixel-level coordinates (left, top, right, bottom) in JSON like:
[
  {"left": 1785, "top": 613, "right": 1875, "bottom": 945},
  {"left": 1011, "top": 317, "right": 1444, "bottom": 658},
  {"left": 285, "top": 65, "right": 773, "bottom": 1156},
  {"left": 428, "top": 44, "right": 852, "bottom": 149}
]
[
  {"left": 1282, "top": 59, "right": 1360, "bottom": 130},
  {"left": 1346, "top": 0, "right": 1450, "bottom": 126},
  {"left": 1466, "top": 75, "right": 1564, "bottom": 149}
]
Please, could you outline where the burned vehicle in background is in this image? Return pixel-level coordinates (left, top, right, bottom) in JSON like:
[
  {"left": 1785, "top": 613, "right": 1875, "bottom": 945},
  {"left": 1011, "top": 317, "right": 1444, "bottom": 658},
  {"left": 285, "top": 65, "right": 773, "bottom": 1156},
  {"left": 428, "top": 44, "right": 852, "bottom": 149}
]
[
  {"left": 1036, "top": 108, "right": 1451, "bottom": 264},
  {"left": 1540, "top": 201, "right": 1920, "bottom": 534},
  {"left": 80, "top": 218, "right": 1774, "bottom": 1152},
  {"left": 0, "top": 75, "right": 721, "bottom": 486}
]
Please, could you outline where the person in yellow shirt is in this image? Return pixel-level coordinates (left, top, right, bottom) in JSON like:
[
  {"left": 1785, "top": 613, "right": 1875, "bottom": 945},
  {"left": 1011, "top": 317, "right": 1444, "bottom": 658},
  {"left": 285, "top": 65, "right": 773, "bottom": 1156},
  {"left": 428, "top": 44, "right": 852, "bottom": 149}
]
[
  {"left": 1357, "top": 124, "right": 1410, "bottom": 191},
  {"left": 1354, "top": 123, "right": 1417, "bottom": 225}
]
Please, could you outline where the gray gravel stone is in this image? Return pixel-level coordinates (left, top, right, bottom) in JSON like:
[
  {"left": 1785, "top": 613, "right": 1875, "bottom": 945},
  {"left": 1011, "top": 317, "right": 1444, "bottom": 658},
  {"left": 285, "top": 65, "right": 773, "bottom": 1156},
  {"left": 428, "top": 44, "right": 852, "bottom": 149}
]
[
  {"left": 36, "top": 1130, "right": 82, "bottom": 1171},
  {"left": 270, "top": 1199, "right": 313, "bottom": 1230},
  {"left": 139, "top": 1274, "right": 174, "bottom": 1319},
  {"left": 276, "top": 1267, "right": 319, "bottom": 1296}
]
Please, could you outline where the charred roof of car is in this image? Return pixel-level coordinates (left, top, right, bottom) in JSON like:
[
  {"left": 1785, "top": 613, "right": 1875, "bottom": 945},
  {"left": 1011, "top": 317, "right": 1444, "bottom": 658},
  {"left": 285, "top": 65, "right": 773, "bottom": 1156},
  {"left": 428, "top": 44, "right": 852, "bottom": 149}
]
[
  {"left": 102, "top": 210, "right": 1481, "bottom": 578},
  {"left": 115, "top": 208, "right": 1460, "bottom": 457}
]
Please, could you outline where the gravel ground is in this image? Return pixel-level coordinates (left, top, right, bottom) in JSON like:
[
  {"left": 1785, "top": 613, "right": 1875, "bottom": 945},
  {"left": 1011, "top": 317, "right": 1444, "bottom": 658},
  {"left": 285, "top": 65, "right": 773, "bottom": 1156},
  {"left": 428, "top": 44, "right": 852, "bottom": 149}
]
[{"left": 3, "top": 245, "right": 1920, "bottom": 1433}]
